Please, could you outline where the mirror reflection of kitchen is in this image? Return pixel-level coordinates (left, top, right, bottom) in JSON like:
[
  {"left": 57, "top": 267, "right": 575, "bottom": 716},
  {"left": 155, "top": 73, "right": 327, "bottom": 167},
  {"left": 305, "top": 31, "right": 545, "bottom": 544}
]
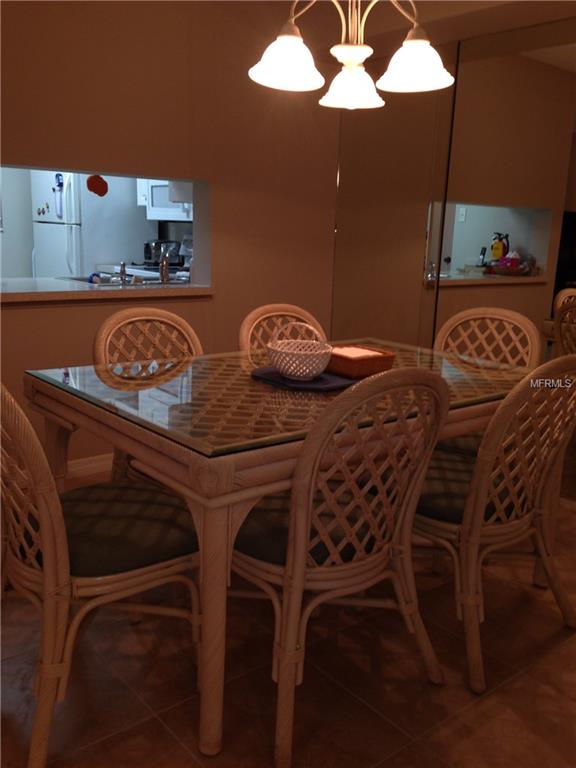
[{"left": 0, "top": 168, "right": 211, "bottom": 286}]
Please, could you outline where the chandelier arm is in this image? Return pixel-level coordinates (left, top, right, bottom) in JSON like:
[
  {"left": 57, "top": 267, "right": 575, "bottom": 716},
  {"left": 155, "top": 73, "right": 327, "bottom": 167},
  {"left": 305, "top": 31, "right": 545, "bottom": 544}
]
[
  {"left": 290, "top": 0, "right": 319, "bottom": 23},
  {"left": 389, "top": 0, "right": 419, "bottom": 25},
  {"left": 290, "top": 0, "right": 347, "bottom": 44},
  {"left": 360, "top": 0, "right": 418, "bottom": 42},
  {"left": 328, "top": 0, "right": 348, "bottom": 44}
]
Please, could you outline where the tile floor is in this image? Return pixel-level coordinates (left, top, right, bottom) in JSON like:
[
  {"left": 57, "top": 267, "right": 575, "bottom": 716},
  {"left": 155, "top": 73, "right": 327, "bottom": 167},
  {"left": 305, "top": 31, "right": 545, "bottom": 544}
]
[{"left": 2, "top": 451, "right": 575, "bottom": 768}]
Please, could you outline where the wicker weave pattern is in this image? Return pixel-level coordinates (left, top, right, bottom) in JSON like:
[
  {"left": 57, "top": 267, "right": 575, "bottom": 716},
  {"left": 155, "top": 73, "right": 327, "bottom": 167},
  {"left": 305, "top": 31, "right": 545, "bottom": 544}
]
[
  {"left": 414, "top": 355, "right": 576, "bottom": 695},
  {"left": 1, "top": 390, "right": 66, "bottom": 580},
  {"left": 93, "top": 308, "right": 203, "bottom": 483},
  {"left": 555, "top": 301, "right": 576, "bottom": 355},
  {"left": 434, "top": 307, "right": 542, "bottom": 369},
  {"left": 1, "top": 384, "right": 200, "bottom": 768},
  {"left": 232, "top": 370, "right": 450, "bottom": 768},
  {"left": 94, "top": 307, "right": 203, "bottom": 366},
  {"left": 1, "top": 427, "right": 45, "bottom": 570},
  {"left": 46, "top": 342, "right": 526, "bottom": 458},
  {"left": 482, "top": 376, "right": 576, "bottom": 525},
  {"left": 553, "top": 288, "right": 576, "bottom": 314},
  {"left": 306, "top": 387, "right": 438, "bottom": 567},
  {"left": 238, "top": 303, "right": 327, "bottom": 353}
]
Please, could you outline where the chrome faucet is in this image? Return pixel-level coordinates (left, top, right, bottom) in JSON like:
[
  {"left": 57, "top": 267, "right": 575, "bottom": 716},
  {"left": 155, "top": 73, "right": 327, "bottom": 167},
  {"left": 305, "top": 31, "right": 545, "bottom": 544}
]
[{"left": 119, "top": 261, "right": 127, "bottom": 286}]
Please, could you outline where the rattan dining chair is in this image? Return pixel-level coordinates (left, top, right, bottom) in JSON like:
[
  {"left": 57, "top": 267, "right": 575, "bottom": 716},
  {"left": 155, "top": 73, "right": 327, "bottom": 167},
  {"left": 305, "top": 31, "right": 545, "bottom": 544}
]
[
  {"left": 238, "top": 303, "right": 327, "bottom": 354},
  {"left": 232, "top": 369, "right": 450, "bottom": 768},
  {"left": 554, "top": 296, "right": 576, "bottom": 354},
  {"left": 553, "top": 288, "right": 576, "bottom": 315},
  {"left": 434, "top": 307, "right": 542, "bottom": 369},
  {"left": 414, "top": 355, "right": 576, "bottom": 694},
  {"left": 94, "top": 307, "right": 203, "bottom": 481},
  {"left": 1, "top": 385, "right": 200, "bottom": 768}
]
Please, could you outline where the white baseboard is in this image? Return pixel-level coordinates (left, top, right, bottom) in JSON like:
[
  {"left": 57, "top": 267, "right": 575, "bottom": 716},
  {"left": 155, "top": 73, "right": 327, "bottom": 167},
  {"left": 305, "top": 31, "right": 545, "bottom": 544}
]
[{"left": 67, "top": 453, "right": 113, "bottom": 479}]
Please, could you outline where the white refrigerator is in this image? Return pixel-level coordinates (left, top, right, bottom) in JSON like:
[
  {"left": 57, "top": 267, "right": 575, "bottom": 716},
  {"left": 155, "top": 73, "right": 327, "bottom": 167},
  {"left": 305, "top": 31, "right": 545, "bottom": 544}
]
[{"left": 31, "top": 171, "right": 82, "bottom": 277}]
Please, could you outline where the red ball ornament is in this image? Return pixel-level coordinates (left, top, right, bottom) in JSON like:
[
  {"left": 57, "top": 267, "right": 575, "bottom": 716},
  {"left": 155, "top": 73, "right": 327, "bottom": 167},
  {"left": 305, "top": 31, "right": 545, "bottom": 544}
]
[{"left": 86, "top": 175, "right": 109, "bottom": 197}]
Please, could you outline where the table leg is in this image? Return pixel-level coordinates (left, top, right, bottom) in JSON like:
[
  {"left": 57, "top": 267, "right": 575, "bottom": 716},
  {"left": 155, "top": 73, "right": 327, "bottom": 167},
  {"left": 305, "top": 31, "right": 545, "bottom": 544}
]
[
  {"left": 195, "top": 504, "right": 230, "bottom": 756},
  {"left": 44, "top": 419, "right": 72, "bottom": 492}
]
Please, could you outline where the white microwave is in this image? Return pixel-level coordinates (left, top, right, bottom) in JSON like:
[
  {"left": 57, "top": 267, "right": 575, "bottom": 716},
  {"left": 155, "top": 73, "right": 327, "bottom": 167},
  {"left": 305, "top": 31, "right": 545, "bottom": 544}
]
[{"left": 137, "top": 179, "right": 192, "bottom": 222}]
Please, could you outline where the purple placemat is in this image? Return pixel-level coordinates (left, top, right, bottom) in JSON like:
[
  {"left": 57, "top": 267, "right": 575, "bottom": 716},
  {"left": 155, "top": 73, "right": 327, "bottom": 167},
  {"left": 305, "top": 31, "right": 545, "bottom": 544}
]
[{"left": 251, "top": 366, "right": 355, "bottom": 392}]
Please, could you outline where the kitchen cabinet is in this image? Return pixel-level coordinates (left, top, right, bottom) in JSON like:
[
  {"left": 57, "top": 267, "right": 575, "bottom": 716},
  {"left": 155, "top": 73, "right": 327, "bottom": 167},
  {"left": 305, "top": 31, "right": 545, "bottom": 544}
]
[{"left": 137, "top": 178, "right": 192, "bottom": 221}]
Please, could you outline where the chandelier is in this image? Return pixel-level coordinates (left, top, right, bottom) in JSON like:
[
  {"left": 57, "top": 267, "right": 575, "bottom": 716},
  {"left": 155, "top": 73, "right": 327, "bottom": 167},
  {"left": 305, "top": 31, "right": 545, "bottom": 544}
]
[{"left": 249, "top": 0, "right": 455, "bottom": 110}]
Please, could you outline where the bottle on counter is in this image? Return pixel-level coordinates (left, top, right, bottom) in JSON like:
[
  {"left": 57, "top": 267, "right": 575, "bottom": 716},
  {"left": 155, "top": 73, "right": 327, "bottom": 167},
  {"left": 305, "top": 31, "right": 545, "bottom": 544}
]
[
  {"left": 159, "top": 253, "right": 170, "bottom": 284},
  {"left": 490, "top": 233, "right": 510, "bottom": 261}
]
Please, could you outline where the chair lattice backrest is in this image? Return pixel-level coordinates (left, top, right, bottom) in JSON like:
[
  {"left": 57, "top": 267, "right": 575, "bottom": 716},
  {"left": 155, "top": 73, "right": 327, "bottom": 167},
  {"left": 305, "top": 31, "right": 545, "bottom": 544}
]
[
  {"left": 555, "top": 301, "right": 576, "bottom": 355},
  {"left": 434, "top": 307, "right": 542, "bottom": 369},
  {"left": 93, "top": 308, "right": 203, "bottom": 366},
  {"left": 0, "top": 385, "right": 70, "bottom": 586},
  {"left": 465, "top": 355, "right": 576, "bottom": 534},
  {"left": 289, "top": 370, "right": 449, "bottom": 570},
  {"left": 553, "top": 288, "right": 576, "bottom": 316},
  {"left": 238, "top": 304, "right": 327, "bottom": 353}
]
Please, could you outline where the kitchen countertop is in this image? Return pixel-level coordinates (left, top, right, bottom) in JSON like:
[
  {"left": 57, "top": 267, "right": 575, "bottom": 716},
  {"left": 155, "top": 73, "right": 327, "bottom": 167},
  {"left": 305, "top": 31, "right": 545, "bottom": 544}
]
[{"left": 0, "top": 277, "right": 212, "bottom": 304}]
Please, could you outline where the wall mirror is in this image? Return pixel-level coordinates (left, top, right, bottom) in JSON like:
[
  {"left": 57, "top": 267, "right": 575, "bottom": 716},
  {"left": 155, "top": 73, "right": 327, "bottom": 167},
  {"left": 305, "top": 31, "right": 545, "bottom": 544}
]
[
  {"left": 332, "top": 16, "right": 576, "bottom": 348},
  {"left": 0, "top": 167, "right": 211, "bottom": 287},
  {"left": 432, "top": 17, "right": 576, "bottom": 337}
]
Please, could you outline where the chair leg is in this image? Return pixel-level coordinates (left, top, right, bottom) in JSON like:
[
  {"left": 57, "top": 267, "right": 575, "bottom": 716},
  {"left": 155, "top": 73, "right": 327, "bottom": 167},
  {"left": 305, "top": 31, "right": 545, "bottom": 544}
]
[
  {"left": 274, "top": 655, "right": 298, "bottom": 768},
  {"left": 410, "top": 611, "right": 444, "bottom": 685},
  {"left": 27, "top": 676, "right": 60, "bottom": 768},
  {"left": 393, "top": 551, "right": 444, "bottom": 685},
  {"left": 28, "top": 594, "right": 71, "bottom": 768},
  {"left": 462, "top": 602, "right": 486, "bottom": 694},
  {"left": 534, "top": 531, "right": 576, "bottom": 628},
  {"left": 460, "top": 547, "right": 486, "bottom": 694}
]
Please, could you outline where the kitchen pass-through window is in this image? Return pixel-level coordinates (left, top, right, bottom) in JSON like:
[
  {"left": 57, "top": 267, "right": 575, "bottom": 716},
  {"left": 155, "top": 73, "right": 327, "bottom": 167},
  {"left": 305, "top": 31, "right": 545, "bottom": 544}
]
[{"left": 0, "top": 167, "right": 211, "bottom": 287}]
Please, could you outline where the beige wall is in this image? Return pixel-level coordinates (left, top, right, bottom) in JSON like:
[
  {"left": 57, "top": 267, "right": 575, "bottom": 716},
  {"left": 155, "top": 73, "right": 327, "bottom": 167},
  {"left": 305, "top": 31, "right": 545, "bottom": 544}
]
[
  {"left": 1, "top": 1, "right": 340, "bottom": 355},
  {"left": 1, "top": 1, "right": 340, "bottom": 456}
]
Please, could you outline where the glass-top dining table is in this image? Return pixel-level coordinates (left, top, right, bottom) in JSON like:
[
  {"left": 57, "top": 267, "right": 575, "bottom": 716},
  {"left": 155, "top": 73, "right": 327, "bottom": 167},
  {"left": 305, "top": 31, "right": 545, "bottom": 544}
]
[{"left": 24, "top": 338, "right": 527, "bottom": 756}]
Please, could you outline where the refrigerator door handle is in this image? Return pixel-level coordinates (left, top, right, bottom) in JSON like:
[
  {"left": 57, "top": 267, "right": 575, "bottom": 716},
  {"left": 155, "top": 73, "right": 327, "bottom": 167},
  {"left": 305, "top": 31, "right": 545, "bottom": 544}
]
[
  {"left": 32, "top": 246, "right": 37, "bottom": 277},
  {"left": 65, "top": 226, "right": 74, "bottom": 275},
  {"left": 65, "top": 175, "right": 73, "bottom": 222}
]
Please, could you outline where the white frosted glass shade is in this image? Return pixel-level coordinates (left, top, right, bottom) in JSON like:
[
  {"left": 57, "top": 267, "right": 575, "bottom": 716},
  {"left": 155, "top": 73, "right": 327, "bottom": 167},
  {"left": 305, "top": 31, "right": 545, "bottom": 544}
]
[
  {"left": 319, "top": 66, "right": 385, "bottom": 110},
  {"left": 248, "top": 35, "right": 325, "bottom": 92},
  {"left": 376, "top": 40, "right": 454, "bottom": 93}
]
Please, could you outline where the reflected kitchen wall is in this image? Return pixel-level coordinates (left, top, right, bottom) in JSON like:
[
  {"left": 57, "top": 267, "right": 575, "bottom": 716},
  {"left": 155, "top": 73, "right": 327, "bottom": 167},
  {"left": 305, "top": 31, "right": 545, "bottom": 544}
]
[{"left": 435, "top": 18, "right": 576, "bottom": 332}]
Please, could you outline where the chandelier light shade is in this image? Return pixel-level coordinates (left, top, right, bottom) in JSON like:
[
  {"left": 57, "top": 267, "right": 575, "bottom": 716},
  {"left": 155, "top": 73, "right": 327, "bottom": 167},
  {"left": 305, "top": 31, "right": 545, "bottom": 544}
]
[
  {"left": 249, "top": 0, "right": 455, "bottom": 110},
  {"left": 376, "top": 37, "right": 455, "bottom": 92},
  {"left": 248, "top": 21, "right": 325, "bottom": 92},
  {"left": 319, "top": 44, "right": 384, "bottom": 109}
]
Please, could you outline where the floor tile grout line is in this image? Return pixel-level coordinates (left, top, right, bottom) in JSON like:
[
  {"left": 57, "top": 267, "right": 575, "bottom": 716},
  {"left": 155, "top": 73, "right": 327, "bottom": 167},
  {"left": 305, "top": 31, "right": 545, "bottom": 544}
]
[
  {"left": 307, "top": 658, "right": 416, "bottom": 743},
  {"left": 45, "top": 712, "right": 163, "bottom": 766},
  {"left": 368, "top": 739, "right": 453, "bottom": 768},
  {"left": 400, "top": 664, "right": 576, "bottom": 768},
  {"left": 411, "top": 666, "right": 526, "bottom": 745},
  {"left": 154, "top": 710, "right": 211, "bottom": 768}
]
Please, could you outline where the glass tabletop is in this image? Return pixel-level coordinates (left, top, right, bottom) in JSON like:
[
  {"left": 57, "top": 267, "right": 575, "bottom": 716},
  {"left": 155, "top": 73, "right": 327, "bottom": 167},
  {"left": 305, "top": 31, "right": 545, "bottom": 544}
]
[{"left": 27, "top": 339, "right": 527, "bottom": 458}]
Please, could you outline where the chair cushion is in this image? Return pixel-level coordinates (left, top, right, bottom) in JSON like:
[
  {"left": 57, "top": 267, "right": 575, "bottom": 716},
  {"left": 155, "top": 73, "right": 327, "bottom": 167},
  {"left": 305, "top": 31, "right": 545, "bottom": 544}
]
[
  {"left": 235, "top": 486, "right": 378, "bottom": 567},
  {"left": 417, "top": 436, "right": 481, "bottom": 525},
  {"left": 60, "top": 482, "right": 198, "bottom": 577}
]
